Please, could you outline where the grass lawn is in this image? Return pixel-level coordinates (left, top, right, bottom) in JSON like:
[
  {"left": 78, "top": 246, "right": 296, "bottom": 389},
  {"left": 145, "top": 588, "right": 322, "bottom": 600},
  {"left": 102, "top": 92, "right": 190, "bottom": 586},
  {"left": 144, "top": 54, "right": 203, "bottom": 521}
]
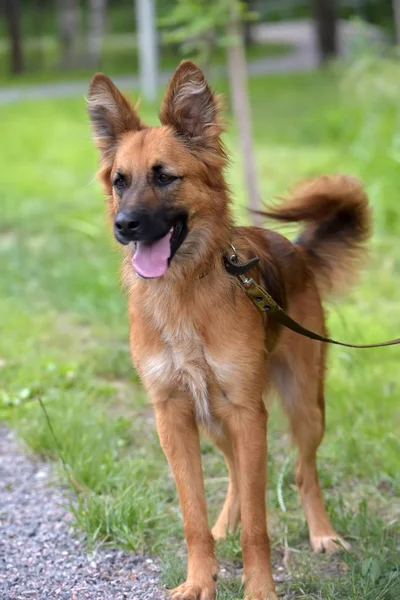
[{"left": 0, "top": 65, "right": 399, "bottom": 599}]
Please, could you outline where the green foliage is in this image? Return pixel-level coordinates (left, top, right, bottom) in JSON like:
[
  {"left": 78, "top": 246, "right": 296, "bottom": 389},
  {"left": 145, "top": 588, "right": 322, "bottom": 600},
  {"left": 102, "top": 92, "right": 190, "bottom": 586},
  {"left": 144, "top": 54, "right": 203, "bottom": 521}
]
[
  {"left": 253, "top": 0, "right": 394, "bottom": 31},
  {"left": 159, "top": 0, "right": 256, "bottom": 64},
  {"left": 317, "top": 51, "right": 400, "bottom": 236},
  {"left": 0, "top": 1, "right": 289, "bottom": 84}
]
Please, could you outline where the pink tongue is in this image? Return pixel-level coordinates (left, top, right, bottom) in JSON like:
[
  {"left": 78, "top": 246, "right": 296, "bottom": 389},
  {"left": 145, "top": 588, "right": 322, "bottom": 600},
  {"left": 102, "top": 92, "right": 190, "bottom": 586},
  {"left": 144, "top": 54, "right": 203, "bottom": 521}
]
[{"left": 132, "top": 230, "right": 172, "bottom": 278}]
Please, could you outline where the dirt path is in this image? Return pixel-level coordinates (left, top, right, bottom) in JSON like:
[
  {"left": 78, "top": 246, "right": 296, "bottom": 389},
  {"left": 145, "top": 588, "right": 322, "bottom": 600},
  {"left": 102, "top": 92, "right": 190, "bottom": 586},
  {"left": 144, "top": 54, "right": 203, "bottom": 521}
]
[{"left": 0, "top": 426, "right": 167, "bottom": 600}]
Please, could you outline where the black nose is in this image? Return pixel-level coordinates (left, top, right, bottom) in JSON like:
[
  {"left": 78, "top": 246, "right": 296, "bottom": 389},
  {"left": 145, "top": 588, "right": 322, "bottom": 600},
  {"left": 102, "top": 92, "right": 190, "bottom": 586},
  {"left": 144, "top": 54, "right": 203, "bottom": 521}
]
[{"left": 114, "top": 211, "right": 141, "bottom": 244}]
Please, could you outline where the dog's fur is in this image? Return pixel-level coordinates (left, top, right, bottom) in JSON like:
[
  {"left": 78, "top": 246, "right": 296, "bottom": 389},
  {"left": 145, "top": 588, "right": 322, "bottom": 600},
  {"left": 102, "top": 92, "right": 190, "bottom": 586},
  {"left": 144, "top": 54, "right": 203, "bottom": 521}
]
[{"left": 88, "top": 61, "right": 371, "bottom": 600}]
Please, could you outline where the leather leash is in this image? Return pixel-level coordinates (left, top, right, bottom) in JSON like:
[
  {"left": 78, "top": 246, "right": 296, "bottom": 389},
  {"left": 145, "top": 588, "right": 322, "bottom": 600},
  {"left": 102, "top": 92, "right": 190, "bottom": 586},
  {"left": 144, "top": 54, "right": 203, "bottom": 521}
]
[{"left": 223, "top": 244, "right": 400, "bottom": 349}]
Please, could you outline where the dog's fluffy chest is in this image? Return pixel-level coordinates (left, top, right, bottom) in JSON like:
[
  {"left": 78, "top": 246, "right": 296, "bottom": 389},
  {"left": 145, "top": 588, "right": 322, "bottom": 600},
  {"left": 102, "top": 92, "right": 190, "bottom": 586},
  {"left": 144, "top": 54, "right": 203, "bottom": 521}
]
[
  {"left": 140, "top": 316, "right": 212, "bottom": 421},
  {"left": 133, "top": 287, "right": 234, "bottom": 423}
]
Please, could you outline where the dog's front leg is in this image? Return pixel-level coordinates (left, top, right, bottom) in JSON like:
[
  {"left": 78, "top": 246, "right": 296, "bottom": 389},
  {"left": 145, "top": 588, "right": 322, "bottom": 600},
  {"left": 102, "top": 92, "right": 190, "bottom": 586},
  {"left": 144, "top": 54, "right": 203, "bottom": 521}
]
[
  {"left": 225, "top": 402, "right": 277, "bottom": 600},
  {"left": 154, "top": 396, "right": 217, "bottom": 600}
]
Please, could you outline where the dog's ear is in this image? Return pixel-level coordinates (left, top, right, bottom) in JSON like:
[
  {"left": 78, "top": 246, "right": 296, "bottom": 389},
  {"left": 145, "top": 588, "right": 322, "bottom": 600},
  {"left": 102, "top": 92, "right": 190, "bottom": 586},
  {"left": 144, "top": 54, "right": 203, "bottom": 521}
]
[
  {"left": 159, "top": 61, "right": 223, "bottom": 155},
  {"left": 88, "top": 73, "right": 143, "bottom": 162}
]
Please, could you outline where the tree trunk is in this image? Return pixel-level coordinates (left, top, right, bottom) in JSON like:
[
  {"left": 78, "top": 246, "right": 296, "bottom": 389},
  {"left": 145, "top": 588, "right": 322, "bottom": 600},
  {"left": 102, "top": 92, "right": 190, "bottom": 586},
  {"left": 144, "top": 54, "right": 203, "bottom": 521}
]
[
  {"left": 243, "top": 21, "right": 252, "bottom": 47},
  {"left": 135, "top": 0, "right": 158, "bottom": 101},
  {"left": 87, "top": 0, "right": 108, "bottom": 68},
  {"left": 393, "top": 0, "right": 400, "bottom": 45},
  {"left": 227, "top": 3, "right": 261, "bottom": 225},
  {"left": 57, "top": 0, "right": 81, "bottom": 69},
  {"left": 312, "top": 0, "right": 338, "bottom": 63},
  {"left": 33, "top": 0, "right": 44, "bottom": 70},
  {"left": 4, "top": 0, "right": 23, "bottom": 74},
  {"left": 242, "top": 0, "right": 253, "bottom": 47}
]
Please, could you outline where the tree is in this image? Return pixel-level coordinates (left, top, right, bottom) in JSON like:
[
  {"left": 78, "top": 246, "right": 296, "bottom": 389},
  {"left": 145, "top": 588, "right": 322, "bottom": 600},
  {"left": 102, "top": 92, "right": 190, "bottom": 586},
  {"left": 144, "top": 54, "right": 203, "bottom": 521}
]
[
  {"left": 4, "top": 0, "right": 24, "bottom": 74},
  {"left": 226, "top": 2, "right": 261, "bottom": 222},
  {"left": 312, "top": 0, "right": 338, "bottom": 63},
  {"left": 393, "top": 0, "right": 400, "bottom": 44},
  {"left": 242, "top": 0, "right": 255, "bottom": 46},
  {"left": 135, "top": 0, "right": 158, "bottom": 101},
  {"left": 87, "top": 0, "right": 108, "bottom": 68},
  {"left": 161, "top": 0, "right": 262, "bottom": 223},
  {"left": 57, "top": 0, "right": 81, "bottom": 69}
]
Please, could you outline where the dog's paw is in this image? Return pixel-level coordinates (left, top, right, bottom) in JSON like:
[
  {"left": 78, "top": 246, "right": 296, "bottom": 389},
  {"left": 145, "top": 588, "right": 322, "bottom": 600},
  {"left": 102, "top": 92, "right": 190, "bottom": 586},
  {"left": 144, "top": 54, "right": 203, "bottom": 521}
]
[
  {"left": 170, "top": 580, "right": 216, "bottom": 600},
  {"left": 243, "top": 573, "right": 277, "bottom": 600},
  {"left": 310, "top": 534, "right": 351, "bottom": 554}
]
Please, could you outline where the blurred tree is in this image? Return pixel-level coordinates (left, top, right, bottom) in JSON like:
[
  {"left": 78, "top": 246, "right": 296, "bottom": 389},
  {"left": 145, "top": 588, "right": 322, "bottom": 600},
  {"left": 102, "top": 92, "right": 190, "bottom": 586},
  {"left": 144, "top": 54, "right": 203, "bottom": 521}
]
[
  {"left": 312, "top": 0, "right": 338, "bottom": 62},
  {"left": 32, "top": 0, "right": 44, "bottom": 70},
  {"left": 393, "top": 0, "right": 400, "bottom": 43},
  {"left": 161, "top": 0, "right": 261, "bottom": 222},
  {"left": 135, "top": 0, "right": 158, "bottom": 101},
  {"left": 227, "top": 1, "right": 261, "bottom": 223},
  {"left": 87, "top": 0, "right": 108, "bottom": 67},
  {"left": 57, "top": 0, "right": 81, "bottom": 69},
  {"left": 363, "top": 0, "right": 394, "bottom": 31},
  {"left": 4, "top": 0, "right": 24, "bottom": 73},
  {"left": 243, "top": 0, "right": 255, "bottom": 46}
]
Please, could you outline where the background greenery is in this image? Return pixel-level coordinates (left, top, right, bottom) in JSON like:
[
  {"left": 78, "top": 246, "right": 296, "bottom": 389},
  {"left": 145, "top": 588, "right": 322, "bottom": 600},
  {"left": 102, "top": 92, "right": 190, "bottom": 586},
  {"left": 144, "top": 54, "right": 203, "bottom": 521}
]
[
  {"left": 1, "top": 0, "right": 397, "bottom": 85},
  {"left": 0, "top": 58, "right": 399, "bottom": 597},
  {"left": 0, "top": 0, "right": 290, "bottom": 85},
  {"left": 0, "top": 34, "right": 288, "bottom": 86},
  {"left": 1, "top": 0, "right": 396, "bottom": 37}
]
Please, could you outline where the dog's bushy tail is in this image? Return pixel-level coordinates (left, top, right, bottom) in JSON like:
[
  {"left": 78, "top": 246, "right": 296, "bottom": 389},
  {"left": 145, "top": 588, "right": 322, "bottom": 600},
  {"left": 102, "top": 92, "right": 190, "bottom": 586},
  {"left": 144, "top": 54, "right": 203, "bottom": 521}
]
[{"left": 262, "top": 175, "right": 372, "bottom": 299}]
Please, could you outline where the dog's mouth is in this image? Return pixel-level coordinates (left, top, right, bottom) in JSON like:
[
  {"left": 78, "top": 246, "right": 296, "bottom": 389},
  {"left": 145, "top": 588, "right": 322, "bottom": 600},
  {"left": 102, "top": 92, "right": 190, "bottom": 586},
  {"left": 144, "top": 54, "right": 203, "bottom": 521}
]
[{"left": 132, "top": 215, "right": 188, "bottom": 279}]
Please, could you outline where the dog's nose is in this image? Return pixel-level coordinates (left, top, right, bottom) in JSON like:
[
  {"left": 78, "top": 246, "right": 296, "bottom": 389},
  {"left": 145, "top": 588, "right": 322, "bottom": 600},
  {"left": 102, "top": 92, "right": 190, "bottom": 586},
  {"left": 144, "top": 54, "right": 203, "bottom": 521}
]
[{"left": 114, "top": 211, "right": 141, "bottom": 243}]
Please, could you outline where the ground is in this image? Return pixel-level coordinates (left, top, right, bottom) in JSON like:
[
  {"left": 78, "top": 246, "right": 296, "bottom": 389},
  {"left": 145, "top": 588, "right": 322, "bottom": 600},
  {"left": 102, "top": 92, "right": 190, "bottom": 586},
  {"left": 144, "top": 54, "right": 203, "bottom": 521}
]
[
  {"left": 0, "top": 66, "right": 399, "bottom": 599},
  {"left": 0, "top": 426, "right": 166, "bottom": 600}
]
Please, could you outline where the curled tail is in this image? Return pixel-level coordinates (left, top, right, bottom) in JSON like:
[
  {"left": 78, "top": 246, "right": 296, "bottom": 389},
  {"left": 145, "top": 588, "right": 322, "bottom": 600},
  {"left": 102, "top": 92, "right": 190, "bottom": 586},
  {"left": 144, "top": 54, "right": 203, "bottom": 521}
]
[{"left": 263, "top": 175, "right": 372, "bottom": 298}]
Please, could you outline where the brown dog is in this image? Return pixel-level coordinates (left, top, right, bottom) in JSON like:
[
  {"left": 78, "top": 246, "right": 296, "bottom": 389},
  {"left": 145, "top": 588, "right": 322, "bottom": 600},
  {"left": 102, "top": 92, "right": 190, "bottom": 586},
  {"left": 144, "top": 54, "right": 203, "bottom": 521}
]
[{"left": 88, "top": 61, "right": 371, "bottom": 600}]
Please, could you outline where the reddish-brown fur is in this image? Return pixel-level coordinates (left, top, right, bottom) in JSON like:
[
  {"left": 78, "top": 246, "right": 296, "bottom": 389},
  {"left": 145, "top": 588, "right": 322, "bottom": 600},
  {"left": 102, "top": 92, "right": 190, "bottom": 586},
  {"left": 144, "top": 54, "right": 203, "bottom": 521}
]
[{"left": 88, "top": 61, "right": 371, "bottom": 600}]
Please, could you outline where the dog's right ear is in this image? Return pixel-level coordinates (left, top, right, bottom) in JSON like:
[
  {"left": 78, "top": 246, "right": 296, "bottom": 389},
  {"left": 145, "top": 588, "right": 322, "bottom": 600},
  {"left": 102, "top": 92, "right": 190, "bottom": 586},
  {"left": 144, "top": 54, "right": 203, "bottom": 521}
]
[{"left": 87, "top": 74, "right": 143, "bottom": 163}]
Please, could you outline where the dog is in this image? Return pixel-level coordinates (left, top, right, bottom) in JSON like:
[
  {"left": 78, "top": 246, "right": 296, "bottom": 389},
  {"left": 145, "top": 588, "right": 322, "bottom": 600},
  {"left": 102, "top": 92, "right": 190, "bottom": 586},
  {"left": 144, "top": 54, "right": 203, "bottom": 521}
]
[{"left": 88, "top": 61, "right": 371, "bottom": 600}]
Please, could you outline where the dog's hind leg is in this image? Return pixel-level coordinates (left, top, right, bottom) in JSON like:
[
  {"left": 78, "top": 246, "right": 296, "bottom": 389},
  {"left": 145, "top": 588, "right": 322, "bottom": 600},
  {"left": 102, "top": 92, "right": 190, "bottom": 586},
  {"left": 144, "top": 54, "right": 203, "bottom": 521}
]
[
  {"left": 271, "top": 336, "right": 351, "bottom": 555},
  {"left": 209, "top": 430, "right": 241, "bottom": 541},
  {"left": 291, "top": 383, "right": 350, "bottom": 554}
]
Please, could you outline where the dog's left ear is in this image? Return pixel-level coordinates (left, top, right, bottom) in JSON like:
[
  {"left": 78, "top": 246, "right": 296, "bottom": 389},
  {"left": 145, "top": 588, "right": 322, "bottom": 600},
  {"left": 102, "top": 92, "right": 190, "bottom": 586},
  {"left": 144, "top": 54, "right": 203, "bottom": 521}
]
[{"left": 159, "top": 61, "right": 223, "bottom": 155}]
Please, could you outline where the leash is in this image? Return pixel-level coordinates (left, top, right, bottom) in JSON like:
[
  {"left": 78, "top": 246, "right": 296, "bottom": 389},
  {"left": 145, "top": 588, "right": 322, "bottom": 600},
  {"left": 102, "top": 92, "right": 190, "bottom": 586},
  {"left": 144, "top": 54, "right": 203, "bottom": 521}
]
[{"left": 223, "top": 244, "right": 400, "bottom": 349}]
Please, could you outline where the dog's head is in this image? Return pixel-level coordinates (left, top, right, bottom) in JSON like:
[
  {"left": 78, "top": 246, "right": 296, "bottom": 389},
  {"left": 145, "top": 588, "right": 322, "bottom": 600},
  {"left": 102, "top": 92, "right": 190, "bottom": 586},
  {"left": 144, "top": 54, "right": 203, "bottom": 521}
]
[{"left": 88, "top": 61, "right": 230, "bottom": 279}]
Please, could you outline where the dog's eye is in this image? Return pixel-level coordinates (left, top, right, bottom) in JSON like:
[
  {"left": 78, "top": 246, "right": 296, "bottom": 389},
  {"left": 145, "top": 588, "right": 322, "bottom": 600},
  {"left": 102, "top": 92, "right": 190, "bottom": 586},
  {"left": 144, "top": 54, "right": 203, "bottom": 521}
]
[
  {"left": 113, "top": 174, "right": 126, "bottom": 190},
  {"left": 157, "top": 173, "right": 176, "bottom": 185}
]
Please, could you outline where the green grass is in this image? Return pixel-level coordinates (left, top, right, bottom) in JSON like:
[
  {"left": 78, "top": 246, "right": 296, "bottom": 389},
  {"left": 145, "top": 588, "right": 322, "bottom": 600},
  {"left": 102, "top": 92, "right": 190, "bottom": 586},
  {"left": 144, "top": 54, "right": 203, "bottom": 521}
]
[{"left": 0, "top": 61, "right": 399, "bottom": 598}]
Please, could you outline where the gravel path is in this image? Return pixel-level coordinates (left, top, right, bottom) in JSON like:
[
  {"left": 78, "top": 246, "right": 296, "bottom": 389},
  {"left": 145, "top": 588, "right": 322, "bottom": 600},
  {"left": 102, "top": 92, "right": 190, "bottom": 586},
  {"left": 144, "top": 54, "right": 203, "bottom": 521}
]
[{"left": 0, "top": 426, "right": 168, "bottom": 600}]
